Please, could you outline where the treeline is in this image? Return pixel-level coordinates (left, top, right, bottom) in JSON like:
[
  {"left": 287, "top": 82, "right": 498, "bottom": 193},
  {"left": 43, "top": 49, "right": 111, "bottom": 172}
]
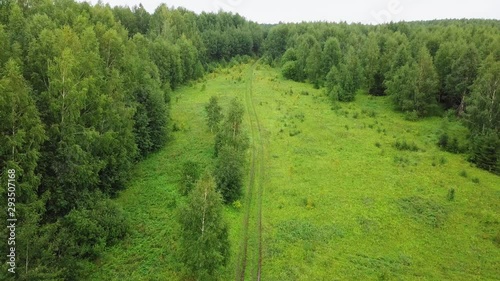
[
  {"left": 265, "top": 20, "right": 500, "bottom": 173},
  {"left": 0, "top": 0, "right": 262, "bottom": 279},
  {"left": 177, "top": 97, "right": 247, "bottom": 280}
]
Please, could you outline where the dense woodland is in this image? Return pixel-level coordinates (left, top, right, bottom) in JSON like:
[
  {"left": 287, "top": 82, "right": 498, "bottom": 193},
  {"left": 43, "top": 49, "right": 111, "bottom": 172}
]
[{"left": 0, "top": 0, "right": 498, "bottom": 279}]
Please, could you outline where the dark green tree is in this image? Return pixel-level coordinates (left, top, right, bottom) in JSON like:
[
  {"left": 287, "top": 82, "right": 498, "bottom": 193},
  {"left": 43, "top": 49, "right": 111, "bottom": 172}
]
[
  {"left": 387, "top": 46, "right": 438, "bottom": 117},
  {"left": 445, "top": 45, "right": 479, "bottom": 113},
  {"left": 214, "top": 145, "right": 244, "bottom": 203},
  {"left": 0, "top": 59, "right": 47, "bottom": 280},
  {"left": 466, "top": 56, "right": 500, "bottom": 173}
]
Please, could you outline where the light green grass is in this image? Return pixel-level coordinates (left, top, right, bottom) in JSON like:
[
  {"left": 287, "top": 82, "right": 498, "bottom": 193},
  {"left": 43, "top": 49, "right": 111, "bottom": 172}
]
[{"left": 88, "top": 63, "right": 500, "bottom": 280}]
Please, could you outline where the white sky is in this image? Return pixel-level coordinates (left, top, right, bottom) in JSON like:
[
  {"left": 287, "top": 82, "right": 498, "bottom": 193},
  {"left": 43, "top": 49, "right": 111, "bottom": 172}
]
[{"left": 85, "top": 0, "right": 500, "bottom": 24}]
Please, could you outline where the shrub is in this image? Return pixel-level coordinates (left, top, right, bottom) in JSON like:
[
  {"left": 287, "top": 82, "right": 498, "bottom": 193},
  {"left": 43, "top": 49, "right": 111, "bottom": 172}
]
[
  {"left": 437, "top": 133, "right": 449, "bottom": 149},
  {"left": 232, "top": 200, "right": 242, "bottom": 209},
  {"left": 459, "top": 170, "right": 468, "bottom": 178},
  {"left": 393, "top": 139, "right": 420, "bottom": 152},
  {"left": 179, "top": 161, "right": 201, "bottom": 196},
  {"left": 438, "top": 133, "right": 464, "bottom": 154},
  {"left": 447, "top": 188, "right": 455, "bottom": 201},
  {"left": 404, "top": 110, "right": 419, "bottom": 121},
  {"left": 439, "top": 156, "right": 447, "bottom": 165}
]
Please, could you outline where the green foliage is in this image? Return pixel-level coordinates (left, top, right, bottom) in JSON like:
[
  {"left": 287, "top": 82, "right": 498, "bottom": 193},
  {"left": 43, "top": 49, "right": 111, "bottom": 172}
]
[
  {"left": 264, "top": 24, "right": 289, "bottom": 61},
  {"left": 281, "top": 60, "right": 301, "bottom": 81},
  {"left": 326, "top": 47, "right": 362, "bottom": 102},
  {"left": 386, "top": 47, "right": 438, "bottom": 117},
  {"left": 321, "top": 37, "right": 341, "bottom": 75},
  {"left": 179, "top": 160, "right": 201, "bottom": 196},
  {"left": 214, "top": 145, "right": 245, "bottom": 203},
  {"left": 178, "top": 173, "right": 230, "bottom": 280},
  {"left": 393, "top": 139, "right": 420, "bottom": 152},
  {"left": 466, "top": 55, "right": 500, "bottom": 173},
  {"left": 437, "top": 133, "right": 463, "bottom": 154},
  {"left": 469, "top": 130, "right": 500, "bottom": 174},
  {"left": 205, "top": 96, "right": 224, "bottom": 133},
  {"left": 2, "top": 2, "right": 500, "bottom": 279},
  {"left": 214, "top": 98, "right": 248, "bottom": 156}
]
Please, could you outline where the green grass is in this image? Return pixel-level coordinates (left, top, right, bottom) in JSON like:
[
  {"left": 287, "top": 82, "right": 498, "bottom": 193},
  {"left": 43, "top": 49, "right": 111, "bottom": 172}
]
[{"left": 88, "top": 63, "right": 500, "bottom": 280}]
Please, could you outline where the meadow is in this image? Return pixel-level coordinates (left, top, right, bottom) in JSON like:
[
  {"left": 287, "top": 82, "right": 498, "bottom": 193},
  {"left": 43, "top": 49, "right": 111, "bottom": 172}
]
[{"left": 88, "top": 62, "right": 500, "bottom": 280}]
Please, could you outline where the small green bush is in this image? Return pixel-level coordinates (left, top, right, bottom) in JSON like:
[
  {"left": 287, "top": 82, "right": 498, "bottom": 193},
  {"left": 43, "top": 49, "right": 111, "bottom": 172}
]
[
  {"left": 404, "top": 110, "right": 419, "bottom": 121},
  {"left": 393, "top": 139, "right": 420, "bottom": 152},
  {"left": 447, "top": 188, "right": 455, "bottom": 201},
  {"left": 459, "top": 170, "right": 468, "bottom": 178}
]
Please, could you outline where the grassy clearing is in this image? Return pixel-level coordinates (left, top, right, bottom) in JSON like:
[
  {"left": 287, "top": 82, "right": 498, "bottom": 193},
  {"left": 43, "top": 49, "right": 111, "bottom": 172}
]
[{"left": 89, "top": 63, "right": 500, "bottom": 280}]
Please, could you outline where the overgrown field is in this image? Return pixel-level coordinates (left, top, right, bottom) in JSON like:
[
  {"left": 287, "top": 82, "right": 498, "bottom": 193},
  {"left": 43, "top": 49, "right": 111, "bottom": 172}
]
[{"left": 89, "top": 63, "right": 500, "bottom": 280}]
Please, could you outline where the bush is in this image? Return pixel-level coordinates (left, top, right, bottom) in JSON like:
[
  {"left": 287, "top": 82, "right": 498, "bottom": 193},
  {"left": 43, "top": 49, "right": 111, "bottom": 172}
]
[
  {"left": 179, "top": 161, "right": 201, "bottom": 196},
  {"left": 447, "top": 188, "right": 455, "bottom": 201},
  {"left": 438, "top": 133, "right": 464, "bottom": 154},
  {"left": 459, "top": 170, "right": 468, "bottom": 178},
  {"left": 404, "top": 110, "right": 419, "bottom": 121},
  {"left": 393, "top": 139, "right": 420, "bottom": 152},
  {"left": 437, "top": 133, "right": 449, "bottom": 149},
  {"left": 282, "top": 61, "right": 301, "bottom": 81}
]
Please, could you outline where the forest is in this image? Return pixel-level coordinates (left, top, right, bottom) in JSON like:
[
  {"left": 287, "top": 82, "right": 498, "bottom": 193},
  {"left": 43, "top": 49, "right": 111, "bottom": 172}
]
[{"left": 0, "top": 0, "right": 498, "bottom": 280}]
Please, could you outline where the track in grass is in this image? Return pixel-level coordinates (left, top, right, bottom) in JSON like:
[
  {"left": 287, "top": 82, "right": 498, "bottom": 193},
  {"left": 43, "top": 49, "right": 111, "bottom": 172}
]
[{"left": 235, "top": 62, "right": 265, "bottom": 281}]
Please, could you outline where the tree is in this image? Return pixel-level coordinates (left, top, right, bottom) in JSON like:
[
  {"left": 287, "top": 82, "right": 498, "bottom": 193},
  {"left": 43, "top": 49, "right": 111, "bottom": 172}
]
[
  {"left": 321, "top": 37, "right": 341, "bottom": 75},
  {"left": 466, "top": 55, "right": 500, "bottom": 134},
  {"left": 386, "top": 47, "right": 438, "bottom": 117},
  {"left": 214, "top": 98, "right": 247, "bottom": 156},
  {"left": 386, "top": 62, "right": 417, "bottom": 113},
  {"left": 326, "top": 46, "right": 362, "bottom": 102},
  {"left": 414, "top": 46, "right": 439, "bottom": 116},
  {"left": 445, "top": 45, "right": 479, "bottom": 113},
  {"left": 205, "top": 96, "right": 223, "bottom": 133},
  {"left": 0, "top": 59, "right": 46, "bottom": 279},
  {"left": 362, "top": 32, "right": 381, "bottom": 95},
  {"left": 466, "top": 56, "right": 500, "bottom": 173},
  {"left": 305, "top": 40, "right": 322, "bottom": 87},
  {"left": 178, "top": 173, "right": 229, "bottom": 280},
  {"left": 214, "top": 145, "right": 244, "bottom": 203},
  {"left": 264, "top": 24, "right": 289, "bottom": 61}
]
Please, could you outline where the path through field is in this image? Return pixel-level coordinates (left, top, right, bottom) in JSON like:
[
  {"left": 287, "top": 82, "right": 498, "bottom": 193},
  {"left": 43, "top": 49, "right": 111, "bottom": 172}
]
[{"left": 235, "top": 62, "right": 266, "bottom": 281}]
